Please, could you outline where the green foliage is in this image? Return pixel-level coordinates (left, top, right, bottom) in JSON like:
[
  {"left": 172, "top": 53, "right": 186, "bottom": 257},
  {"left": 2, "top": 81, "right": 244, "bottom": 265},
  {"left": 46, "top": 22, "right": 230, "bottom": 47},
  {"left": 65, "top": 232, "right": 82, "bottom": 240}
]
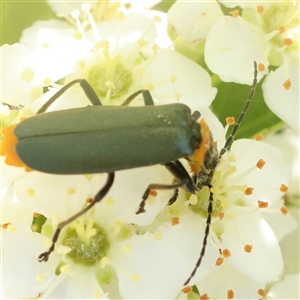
[
  {"left": 211, "top": 77, "right": 283, "bottom": 139},
  {"left": 1, "top": 0, "right": 56, "bottom": 45}
]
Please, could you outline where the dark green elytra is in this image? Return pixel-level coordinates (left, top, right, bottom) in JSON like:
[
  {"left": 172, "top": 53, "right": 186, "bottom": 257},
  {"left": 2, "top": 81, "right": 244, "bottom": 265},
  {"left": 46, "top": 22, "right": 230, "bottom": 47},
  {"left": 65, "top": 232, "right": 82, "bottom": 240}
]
[{"left": 14, "top": 104, "right": 201, "bottom": 174}]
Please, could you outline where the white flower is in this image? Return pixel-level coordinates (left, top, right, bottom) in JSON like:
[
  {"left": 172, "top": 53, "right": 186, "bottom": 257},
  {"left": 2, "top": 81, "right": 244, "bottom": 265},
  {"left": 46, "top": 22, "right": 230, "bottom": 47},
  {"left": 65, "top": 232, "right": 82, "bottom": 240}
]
[
  {"left": 0, "top": 43, "right": 44, "bottom": 107},
  {"left": 19, "top": 5, "right": 216, "bottom": 108},
  {"left": 2, "top": 166, "right": 203, "bottom": 298},
  {"left": 168, "top": 138, "right": 297, "bottom": 298},
  {"left": 204, "top": 1, "right": 299, "bottom": 129},
  {"left": 167, "top": 0, "right": 224, "bottom": 63}
]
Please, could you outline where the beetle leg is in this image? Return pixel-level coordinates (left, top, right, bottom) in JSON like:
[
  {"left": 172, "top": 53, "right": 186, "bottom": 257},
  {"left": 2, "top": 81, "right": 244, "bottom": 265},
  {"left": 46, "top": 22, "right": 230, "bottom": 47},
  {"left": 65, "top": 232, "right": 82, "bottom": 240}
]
[
  {"left": 121, "top": 89, "right": 155, "bottom": 106},
  {"left": 136, "top": 160, "right": 196, "bottom": 214},
  {"left": 167, "top": 188, "right": 179, "bottom": 206},
  {"left": 38, "top": 172, "right": 115, "bottom": 262},
  {"left": 37, "top": 79, "right": 102, "bottom": 114}
]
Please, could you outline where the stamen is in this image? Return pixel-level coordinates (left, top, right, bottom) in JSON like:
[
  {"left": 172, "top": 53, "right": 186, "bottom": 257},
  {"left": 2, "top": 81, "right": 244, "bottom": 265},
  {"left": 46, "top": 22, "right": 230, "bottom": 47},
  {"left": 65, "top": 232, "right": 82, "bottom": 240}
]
[
  {"left": 174, "top": 93, "right": 181, "bottom": 101},
  {"left": 283, "top": 79, "right": 291, "bottom": 90},
  {"left": 258, "top": 63, "right": 266, "bottom": 72},
  {"left": 117, "top": 11, "right": 125, "bottom": 21},
  {"left": 71, "top": 10, "right": 85, "bottom": 37},
  {"left": 81, "top": 3, "right": 101, "bottom": 41},
  {"left": 254, "top": 133, "right": 263, "bottom": 141},
  {"left": 122, "top": 244, "right": 132, "bottom": 253},
  {"left": 93, "top": 291, "right": 103, "bottom": 298},
  {"left": 154, "top": 232, "right": 162, "bottom": 240},
  {"left": 226, "top": 117, "right": 235, "bottom": 125},
  {"left": 215, "top": 256, "right": 224, "bottom": 266},
  {"left": 258, "top": 200, "right": 268, "bottom": 208},
  {"left": 280, "top": 184, "right": 288, "bottom": 192},
  {"left": 244, "top": 244, "right": 253, "bottom": 253},
  {"left": 153, "top": 16, "right": 161, "bottom": 22},
  {"left": 131, "top": 273, "right": 140, "bottom": 282},
  {"left": 182, "top": 286, "right": 192, "bottom": 294},
  {"left": 280, "top": 206, "right": 288, "bottom": 215},
  {"left": 150, "top": 190, "right": 157, "bottom": 197},
  {"left": 222, "top": 249, "right": 231, "bottom": 258},
  {"left": 43, "top": 77, "right": 51, "bottom": 85},
  {"left": 27, "top": 188, "right": 35, "bottom": 197},
  {"left": 278, "top": 26, "right": 285, "bottom": 33},
  {"left": 244, "top": 187, "right": 254, "bottom": 195},
  {"left": 20, "top": 68, "right": 34, "bottom": 83},
  {"left": 257, "top": 5, "right": 264, "bottom": 14},
  {"left": 218, "top": 212, "right": 224, "bottom": 220},
  {"left": 258, "top": 289, "right": 267, "bottom": 296},
  {"left": 229, "top": 10, "right": 239, "bottom": 18},
  {"left": 283, "top": 38, "right": 293, "bottom": 46},
  {"left": 171, "top": 217, "right": 180, "bottom": 226},
  {"left": 256, "top": 159, "right": 266, "bottom": 169},
  {"left": 152, "top": 43, "right": 160, "bottom": 51},
  {"left": 200, "top": 294, "right": 209, "bottom": 300},
  {"left": 227, "top": 289, "right": 234, "bottom": 299},
  {"left": 33, "top": 212, "right": 40, "bottom": 218}
]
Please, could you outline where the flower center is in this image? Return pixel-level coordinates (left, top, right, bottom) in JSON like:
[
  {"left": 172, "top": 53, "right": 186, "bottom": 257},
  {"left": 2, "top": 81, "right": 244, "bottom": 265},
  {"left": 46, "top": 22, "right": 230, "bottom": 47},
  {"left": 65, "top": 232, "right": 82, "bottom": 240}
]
[
  {"left": 190, "top": 156, "right": 247, "bottom": 217},
  {"left": 62, "top": 218, "right": 110, "bottom": 266},
  {"left": 87, "top": 59, "right": 133, "bottom": 101}
]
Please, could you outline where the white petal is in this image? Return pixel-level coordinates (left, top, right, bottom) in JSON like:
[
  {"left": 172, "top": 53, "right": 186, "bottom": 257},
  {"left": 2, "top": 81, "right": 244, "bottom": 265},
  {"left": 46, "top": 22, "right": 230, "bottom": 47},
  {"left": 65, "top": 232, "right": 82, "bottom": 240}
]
[
  {"left": 42, "top": 271, "right": 109, "bottom": 299},
  {"left": 143, "top": 49, "right": 217, "bottom": 111},
  {"left": 230, "top": 139, "right": 290, "bottom": 207},
  {"left": 196, "top": 261, "right": 267, "bottom": 299},
  {"left": 93, "top": 166, "right": 174, "bottom": 226},
  {"left": 168, "top": 0, "right": 224, "bottom": 42},
  {"left": 1, "top": 184, "right": 33, "bottom": 227},
  {"left": 262, "top": 52, "right": 299, "bottom": 131},
  {"left": 2, "top": 229, "right": 55, "bottom": 298},
  {"left": 1, "top": 43, "right": 42, "bottom": 105},
  {"left": 112, "top": 218, "right": 217, "bottom": 299},
  {"left": 268, "top": 273, "right": 300, "bottom": 299},
  {"left": 14, "top": 172, "right": 91, "bottom": 219},
  {"left": 222, "top": 211, "right": 283, "bottom": 283},
  {"left": 205, "top": 16, "right": 268, "bottom": 84},
  {"left": 20, "top": 21, "right": 82, "bottom": 82}
]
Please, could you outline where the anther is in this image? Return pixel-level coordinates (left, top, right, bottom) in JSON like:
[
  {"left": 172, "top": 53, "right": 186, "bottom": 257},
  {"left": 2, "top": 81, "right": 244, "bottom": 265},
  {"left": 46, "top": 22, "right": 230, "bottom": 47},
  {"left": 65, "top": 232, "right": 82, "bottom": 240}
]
[
  {"left": 256, "top": 159, "right": 266, "bottom": 169},
  {"left": 258, "top": 289, "right": 267, "bottom": 296},
  {"left": 227, "top": 289, "right": 234, "bottom": 299},
  {"left": 278, "top": 26, "right": 285, "bottom": 33},
  {"left": 254, "top": 133, "right": 263, "bottom": 141},
  {"left": 244, "top": 244, "right": 253, "bottom": 253},
  {"left": 283, "top": 79, "right": 291, "bottom": 90},
  {"left": 258, "top": 200, "right": 268, "bottom": 208},
  {"left": 229, "top": 10, "right": 239, "bottom": 18},
  {"left": 258, "top": 63, "right": 265, "bottom": 72},
  {"left": 283, "top": 38, "right": 293, "bottom": 46},
  {"left": 222, "top": 249, "right": 231, "bottom": 258},
  {"left": 182, "top": 286, "right": 192, "bottom": 294},
  {"left": 171, "top": 217, "right": 180, "bottom": 226},
  {"left": 280, "top": 184, "right": 288, "bottom": 192},
  {"left": 226, "top": 117, "right": 235, "bottom": 125},
  {"left": 280, "top": 206, "right": 288, "bottom": 215},
  {"left": 215, "top": 257, "right": 224, "bottom": 266},
  {"left": 257, "top": 5, "right": 264, "bottom": 14},
  {"left": 200, "top": 294, "right": 209, "bottom": 300},
  {"left": 244, "top": 187, "right": 254, "bottom": 195}
]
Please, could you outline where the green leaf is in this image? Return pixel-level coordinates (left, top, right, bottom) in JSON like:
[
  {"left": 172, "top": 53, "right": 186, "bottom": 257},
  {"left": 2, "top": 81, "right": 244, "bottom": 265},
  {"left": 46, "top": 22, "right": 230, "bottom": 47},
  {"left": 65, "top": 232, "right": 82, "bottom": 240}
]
[
  {"left": 211, "top": 77, "right": 284, "bottom": 140},
  {"left": 1, "top": 0, "right": 56, "bottom": 46}
]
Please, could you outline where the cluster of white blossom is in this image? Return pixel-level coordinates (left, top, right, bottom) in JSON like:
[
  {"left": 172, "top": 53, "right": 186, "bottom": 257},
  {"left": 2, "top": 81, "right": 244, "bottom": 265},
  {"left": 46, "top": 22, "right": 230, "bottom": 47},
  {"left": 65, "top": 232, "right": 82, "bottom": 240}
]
[{"left": 1, "top": 1, "right": 299, "bottom": 299}]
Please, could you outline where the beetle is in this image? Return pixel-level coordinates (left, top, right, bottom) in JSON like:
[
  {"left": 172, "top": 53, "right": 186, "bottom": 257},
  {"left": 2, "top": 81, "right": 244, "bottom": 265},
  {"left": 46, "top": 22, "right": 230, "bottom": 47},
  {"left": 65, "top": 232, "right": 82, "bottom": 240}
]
[
  {"left": 1, "top": 78, "right": 209, "bottom": 261},
  {"left": 1, "top": 62, "right": 258, "bottom": 286}
]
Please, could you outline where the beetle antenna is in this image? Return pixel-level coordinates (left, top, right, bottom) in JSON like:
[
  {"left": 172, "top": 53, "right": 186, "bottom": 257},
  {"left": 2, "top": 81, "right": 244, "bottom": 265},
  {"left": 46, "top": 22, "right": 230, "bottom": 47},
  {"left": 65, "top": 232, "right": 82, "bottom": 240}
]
[
  {"left": 184, "top": 62, "right": 258, "bottom": 287},
  {"left": 219, "top": 61, "right": 258, "bottom": 158}
]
